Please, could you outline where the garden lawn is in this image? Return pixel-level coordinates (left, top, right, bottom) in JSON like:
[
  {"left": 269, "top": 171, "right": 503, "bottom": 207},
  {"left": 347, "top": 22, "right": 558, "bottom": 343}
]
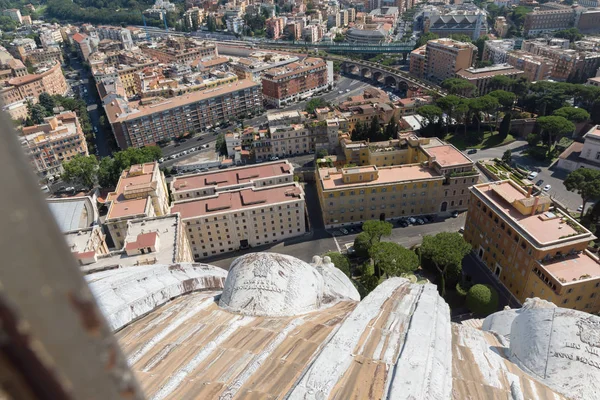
[{"left": 444, "top": 131, "right": 515, "bottom": 150}]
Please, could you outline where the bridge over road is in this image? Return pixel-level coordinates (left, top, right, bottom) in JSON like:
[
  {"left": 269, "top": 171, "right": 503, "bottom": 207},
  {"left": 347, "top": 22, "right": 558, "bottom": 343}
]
[{"left": 258, "top": 40, "right": 415, "bottom": 54}]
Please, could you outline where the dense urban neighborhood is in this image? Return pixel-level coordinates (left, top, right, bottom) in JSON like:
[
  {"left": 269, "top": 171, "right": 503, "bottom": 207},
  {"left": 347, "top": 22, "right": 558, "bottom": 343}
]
[{"left": 3, "top": 0, "right": 600, "bottom": 398}]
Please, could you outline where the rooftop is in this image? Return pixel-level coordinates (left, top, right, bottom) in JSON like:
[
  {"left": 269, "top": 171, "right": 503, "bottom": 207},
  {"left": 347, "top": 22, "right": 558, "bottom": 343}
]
[
  {"left": 541, "top": 251, "right": 600, "bottom": 284},
  {"left": 171, "top": 161, "right": 292, "bottom": 194},
  {"left": 171, "top": 183, "right": 303, "bottom": 219},
  {"left": 64, "top": 226, "right": 99, "bottom": 254},
  {"left": 456, "top": 63, "right": 524, "bottom": 79},
  {"left": 47, "top": 196, "right": 97, "bottom": 232},
  {"left": 106, "top": 197, "right": 149, "bottom": 220},
  {"left": 319, "top": 164, "right": 440, "bottom": 190},
  {"left": 423, "top": 144, "right": 472, "bottom": 168},
  {"left": 583, "top": 125, "right": 600, "bottom": 141},
  {"left": 82, "top": 214, "right": 183, "bottom": 273},
  {"left": 106, "top": 162, "right": 159, "bottom": 216},
  {"left": 473, "top": 181, "right": 594, "bottom": 248}
]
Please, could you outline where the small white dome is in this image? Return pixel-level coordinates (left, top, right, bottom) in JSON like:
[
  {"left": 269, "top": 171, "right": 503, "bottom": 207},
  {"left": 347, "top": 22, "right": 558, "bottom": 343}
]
[{"left": 219, "top": 253, "right": 325, "bottom": 317}]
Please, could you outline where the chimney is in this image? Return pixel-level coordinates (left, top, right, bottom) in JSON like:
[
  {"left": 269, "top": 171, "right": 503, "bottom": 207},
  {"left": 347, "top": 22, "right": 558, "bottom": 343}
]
[
  {"left": 531, "top": 195, "right": 540, "bottom": 216},
  {"left": 527, "top": 185, "right": 533, "bottom": 198}
]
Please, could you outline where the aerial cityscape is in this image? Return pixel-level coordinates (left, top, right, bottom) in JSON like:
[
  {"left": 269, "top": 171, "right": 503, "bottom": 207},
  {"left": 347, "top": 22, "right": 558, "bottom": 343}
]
[{"left": 2, "top": 0, "right": 600, "bottom": 397}]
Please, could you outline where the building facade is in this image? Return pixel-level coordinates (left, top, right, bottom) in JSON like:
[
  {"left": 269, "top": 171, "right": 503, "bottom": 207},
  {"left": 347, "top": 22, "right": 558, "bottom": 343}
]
[
  {"left": 105, "top": 79, "right": 263, "bottom": 149},
  {"left": 455, "top": 64, "right": 524, "bottom": 95},
  {"left": 506, "top": 51, "right": 554, "bottom": 82},
  {"left": 523, "top": 6, "right": 580, "bottom": 36},
  {"left": 261, "top": 58, "right": 333, "bottom": 107},
  {"left": 318, "top": 135, "right": 478, "bottom": 228},
  {"left": 463, "top": 180, "right": 600, "bottom": 313},
  {"left": 0, "top": 62, "right": 68, "bottom": 105},
  {"left": 19, "top": 113, "right": 88, "bottom": 178},
  {"left": 413, "top": 39, "right": 477, "bottom": 83},
  {"left": 105, "top": 162, "right": 170, "bottom": 248},
  {"left": 170, "top": 162, "right": 306, "bottom": 259}
]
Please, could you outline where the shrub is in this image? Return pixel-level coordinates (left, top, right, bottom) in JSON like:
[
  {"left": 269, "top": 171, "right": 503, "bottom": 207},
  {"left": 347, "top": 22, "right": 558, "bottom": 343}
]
[
  {"left": 466, "top": 284, "right": 499, "bottom": 316},
  {"left": 323, "top": 252, "right": 351, "bottom": 277}
]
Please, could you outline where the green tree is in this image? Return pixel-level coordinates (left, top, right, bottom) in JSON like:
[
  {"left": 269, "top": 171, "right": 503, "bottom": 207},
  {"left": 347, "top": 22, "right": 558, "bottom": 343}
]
[
  {"left": 323, "top": 252, "right": 351, "bottom": 277},
  {"left": 420, "top": 232, "right": 471, "bottom": 297},
  {"left": 526, "top": 132, "right": 540, "bottom": 147},
  {"left": 97, "top": 156, "right": 116, "bottom": 188},
  {"left": 305, "top": 98, "right": 328, "bottom": 113},
  {"left": 315, "top": 148, "right": 328, "bottom": 159},
  {"left": 448, "top": 33, "right": 472, "bottom": 43},
  {"left": 333, "top": 32, "right": 344, "bottom": 42},
  {"left": 488, "top": 90, "right": 516, "bottom": 110},
  {"left": 358, "top": 273, "right": 379, "bottom": 296},
  {"left": 489, "top": 75, "right": 514, "bottom": 91},
  {"left": 414, "top": 32, "right": 439, "bottom": 49},
  {"left": 436, "top": 95, "right": 462, "bottom": 135},
  {"left": 441, "top": 78, "right": 477, "bottom": 97},
  {"left": 469, "top": 95, "right": 499, "bottom": 134},
  {"left": 38, "top": 92, "right": 56, "bottom": 114},
  {"left": 352, "top": 120, "right": 366, "bottom": 141},
  {"left": 25, "top": 103, "right": 48, "bottom": 126},
  {"left": 384, "top": 116, "right": 398, "bottom": 139},
  {"left": 466, "top": 284, "right": 499, "bottom": 315},
  {"left": 536, "top": 116, "right": 575, "bottom": 150},
  {"left": 369, "top": 242, "right": 419, "bottom": 278},
  {"left": 362, "top": 220, "right": 393, "bottom": 246},
  {"left": 354, "top": 232, "right": 371, "bottom": 258},
  {"left": 62, "top": 155, "right": 99, "bottom": 188},
  {"left": 455, "top": 100, "right": 471, "bottom": 135},
  {"left": 552, "top": 106, "right": 590, "bottom": 124},
  {"left": 564, "top": 168, "right": 600, "bottom": 218},
  {"left": 474, "top": 35, "right": 489, "bottom": 61},
  {"left": 498, "top": 113, "right": 512, "bottom": 138},
  {"left": 502, "top": 149, "right": 512, "bottom": 164},
  {"left": 417, "top": 105, "right": 443, "bottom": 132},
  {"left": 553, "top": 27, "right": 583, "bottom": 42},
  {"left": 368, "top": 115, "right": 380, "bottom": 139},
  {"left": 216, "top": 133, "right": 227, "bottom": 155}
]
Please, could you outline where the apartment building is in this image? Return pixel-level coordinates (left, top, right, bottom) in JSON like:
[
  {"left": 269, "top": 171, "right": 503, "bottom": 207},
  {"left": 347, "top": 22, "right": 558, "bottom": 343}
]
[
  {"left": 463, "top": 180, "right": 600, "bottom": 313},
  {"left": 261, "top": 58, "right": 333, "bottom": 107},
  {"left": 337, "top": 88, "right": 399, "bottom": 130},
  {"left": 557, "top": 125, "right": 600, "bottom": 172},
  {"left": 105, "top": 79, "right": 263, "bottom": 149},
  {"left": 96, "top": 26, "right": 134, "bottom": 50},
  {"left": 65, "top": 226, "right": 110, "bottom": 266},
  {"left": 2, "top": 8, "right": 22, "bottom": 24},
  {"left": 24, "top": 47, "right": 63, "bottom": 67},
  {"left": 266, "top": 17, "right": 285, "bottom": 39},
  {"left": 318, "top": 135, "right": 478, "bottom": 228},
  {"left": 170, "top": 163, "right": 305, "bottom": 259},
  {"left": 19, "top": 113, "right": 88, "bottom": 178},
  {"left": 410, "top": 39, "right": 476, "bottom": 83},
  {"left": 455, "top": 64, "right": 524, "bottom": 96},
  {"left": 105, "top": 162, "right": 169, "bottom": 248},
  {"left": 183, "top": 7, "right": 205, "bottom": 30},
  {"left": 506, "top": 51, "right": 554, "bottom": 81},
  {"left": 483, "top": 39, "right": 516, "bottom": 64},
  {"left": 72, "top": 33, "right": 97, "bottom": 61},
  {"left": 523, "top": 6, "right": 580, "bottom": 36},
  {"left": 39, "top": 27, "right": 64, "bottom": 47},
  {"left": 494, "top": 16, "right": 509, "bottom": 38},
  {"left": 140, "top": 38, "right": 217, "bottom": 65},
  {"left": 0, "top": 62, "right": 68, "bottom": 105},
  {"left": 230, "top": 53, "right": 299, "bottom": 83}
]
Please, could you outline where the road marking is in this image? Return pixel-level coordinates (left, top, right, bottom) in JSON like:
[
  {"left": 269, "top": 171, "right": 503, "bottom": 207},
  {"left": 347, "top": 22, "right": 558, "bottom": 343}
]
[{"left": 332, "top": 234, "right": 342, "bottom": 253}]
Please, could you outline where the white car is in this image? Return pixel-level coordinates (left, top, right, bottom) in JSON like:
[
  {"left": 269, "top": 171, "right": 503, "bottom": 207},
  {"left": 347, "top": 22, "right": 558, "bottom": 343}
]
[
  {"left": 270, "top": 156, "right": 279, "bottom": 161},
  {"left": 527, "top": 171, "right": 538, "bottom": 180},
  {"left": 543, "top": 184, "right": 551, "bottom": 192},
  {"left": 158, "top": 157, "right": 164, "bottom": 163},
  {"left": 577, "top": 205, "right": 584, "bottom": 212}
]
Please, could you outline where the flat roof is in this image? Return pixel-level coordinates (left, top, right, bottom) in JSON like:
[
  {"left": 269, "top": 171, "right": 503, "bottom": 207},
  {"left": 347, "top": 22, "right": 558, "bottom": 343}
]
[
  {"left": 82, "top": 215, "right": 182, "bottom": 273},
  {"left": 172, "top": 161, "right": 292, "bottom": 193},
  {"left": 424, "top": 144, "right": 472, "bottom": 168},
  {"left": 171, "top": 184, "right": 303, "bottom": 219},
  {"left": 474, "top": 181, "right": 592, "bottom": 247},
  {"left": 107, "top": 197, "right": 149, "bottom": 220},
  {"left": 114, "top": 80, "right": 259, "bottom": 122},
  {"left": 320, "top": 164, "right": 440, "bottom": 190},
  {"left": 64, "top": 227, "right": 97, "bottom": 253},
  {"left": 47, "top": 197, "right": 95, "bottom": 232},
  {"left": 542, "top": 252, "right": 600, "bottom": 283},
  {"left": 456, "top": 64, "right": 523, "bottom": 79}
]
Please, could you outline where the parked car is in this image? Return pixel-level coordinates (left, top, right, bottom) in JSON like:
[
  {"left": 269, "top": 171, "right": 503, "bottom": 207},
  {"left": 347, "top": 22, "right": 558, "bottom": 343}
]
[
  {"left": 467, "top": 148, "right": 477, "bottom": 154},
  {"left": 93, "top": 126, "right": 98, "bottom": 133},
  {"left": 577, "top": 205, "right": 584, "bottom": 212},
  {"left": 65, "top": 187, "right": 75, "bottom": 192},
  {"left": 451, "top": 211, "right": 459, "bottom": 218},
  {"left": 399, "top": 220, "right": 409, "bottom": 227},
  {"left": 340, "top": 228, "right": 349, "bottom": 235},
  {"left": 536, "top": 179, "right": 544, "bottom": 187},
  {"left": 338, "top": 90, "right": 344, "bottom": 94},
  {"left": 40, "top": 185, "right": 50, "bottom": 193},
  {"left": 201, "top": 144, "right": 209, "bottom": 149},
  {"left": 458, "top": 227, "right": 464, "bottom": 234},
  {"left": 527, "top": 171, "right": 539, "bottom": 180},
  {"left": 174, "top": 143, "right": 181, "bottom": 147},
  {"left": 270, "top": 156, "right": 279, "bottom": 161},
  {"left": 158, "top": 158, "right": 164, "bottom": 163},
  {"left": 346, "top": 89, "right": 350, "bottom": 92},
  {"left": 179, "top": 139, "right": 187, "bottom": 143},
  {"left": 543, "top": 184, "right": 552, "bottom": 192},
  {"left": 416, "top": 218, "right": 425, "bottom": 225},
  {"left": 408, "top": 217, "right": 416, "bottom": 224}
]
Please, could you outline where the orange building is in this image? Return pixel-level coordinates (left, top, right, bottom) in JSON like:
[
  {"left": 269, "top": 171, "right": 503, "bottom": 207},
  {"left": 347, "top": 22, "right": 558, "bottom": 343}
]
[
  {"left": 464, "top": 180, "right": 600, "bottom": 313},
  {"left": 0, "top": 62, "right": 67, "bottom": 105}
]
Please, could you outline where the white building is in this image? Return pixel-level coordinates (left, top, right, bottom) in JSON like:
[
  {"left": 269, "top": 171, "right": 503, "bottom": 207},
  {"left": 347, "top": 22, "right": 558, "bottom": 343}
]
[
  {"left": 483, "top": 39, "right": 516, "bottom": 64},
  {"left": 557, "top": 125, "right": 600, "bottom": 172}
]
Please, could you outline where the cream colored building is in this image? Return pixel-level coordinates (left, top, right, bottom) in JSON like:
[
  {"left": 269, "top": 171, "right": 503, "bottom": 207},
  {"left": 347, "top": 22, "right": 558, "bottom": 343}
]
[
  {"left": 170, "top": 162, "right": 305, "bottom": 259},
  {"left": 0, "top": 62, "right": 68, "bottom": 105},
  {"left": 105, "top": 162, "right": 169, "bottom": 248},
  {"left": 418, "top": 39, "right": 477, "bottom": 83},
  {"left": 65, "top": 226, "right": 110, "bottom": 266},
  {"left": 318, "top": 135, "right": 478, "bottom": 228},
  {"left": 20, "top": 112, "right": 88, "bottom": 178}
]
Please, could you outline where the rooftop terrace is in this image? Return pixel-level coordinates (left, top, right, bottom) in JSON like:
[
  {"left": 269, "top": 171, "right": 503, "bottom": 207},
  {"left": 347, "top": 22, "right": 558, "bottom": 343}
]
[
  {"left": 319, "top": 164, "right": 440, "bottom": 190},
  {"left": 424, "top": 144, "right": 473, "bottom": 168},
  {"left": 473, "top": 181, "right": 594, "bottom": 248},
  {"left": 541, "top": 251, "right": 600, "bottom": 285}
]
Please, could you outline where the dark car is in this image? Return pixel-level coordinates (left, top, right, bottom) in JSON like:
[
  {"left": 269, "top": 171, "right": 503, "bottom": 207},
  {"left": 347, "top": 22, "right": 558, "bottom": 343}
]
[
  {"left": 536, "top": 179, "right": 544, "bottom": 187},
  {"left": 179, "top": 139, "right": 187, "bottom": 143},
  {"left": 467, "top": 149, "right": 478, "bottom": 154},
  {"left": 174, "top": 143, "right": 181, "bottom": 147}
]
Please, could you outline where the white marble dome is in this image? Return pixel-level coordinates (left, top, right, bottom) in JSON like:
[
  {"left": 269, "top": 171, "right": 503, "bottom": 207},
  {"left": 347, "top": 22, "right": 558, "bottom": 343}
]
[{"left": 219, "top": 252, "right": 327, "bottom": 317}]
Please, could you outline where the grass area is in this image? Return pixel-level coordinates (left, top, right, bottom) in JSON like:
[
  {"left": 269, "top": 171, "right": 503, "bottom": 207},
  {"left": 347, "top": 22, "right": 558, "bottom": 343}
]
[{"left": 444, "top": 131, "right": 515, "bottom": 150}]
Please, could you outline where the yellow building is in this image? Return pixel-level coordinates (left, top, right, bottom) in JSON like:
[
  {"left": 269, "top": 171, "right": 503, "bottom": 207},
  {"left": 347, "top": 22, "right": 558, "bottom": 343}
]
[
  {"left": 105, "top": 162, "right": 170, "bottom": 248},
  {"left": 318, "top": 134, "right": 478, "bottom": 228},
  {"left": 20, "top": 112, "right": 88, "bottom": 178},
  {"left": 464, "top": 180, "right": 600, "bottom": 313}
]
